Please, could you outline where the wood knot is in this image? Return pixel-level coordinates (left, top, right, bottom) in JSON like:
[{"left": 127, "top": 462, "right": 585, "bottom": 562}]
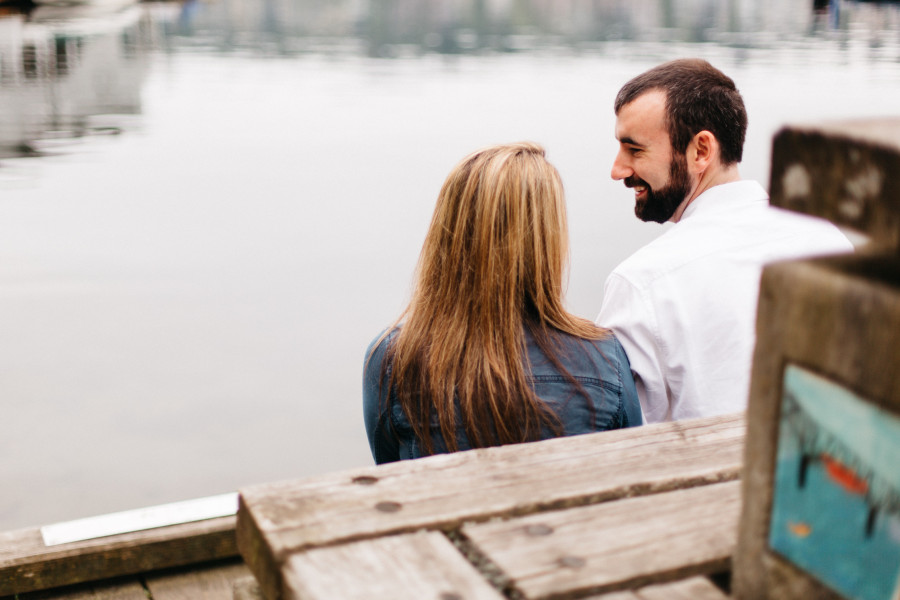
[
  {"left": 374, "top": 501, "right": 402, "bottom": 513},
  {"left": 352, "top": 475, "right": 378, "bottom": 485},
  {"left": 524, "top": 524, "right": 553, "bottom": 536},
  {"left": 558, "top": 555, "right": 586, "bottom": 569}
]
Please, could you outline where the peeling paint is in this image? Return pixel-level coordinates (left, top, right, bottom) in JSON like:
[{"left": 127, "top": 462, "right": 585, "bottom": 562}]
[
  {"left": 839, "top": 166, "right": 883, "bottom": 222},
  {"left": 782, "top": 164, "right": 812, "bottom": 200},
  {"left": 844, "top": 165, "right": 883, "bottom": 200},
  {"left": 838, "top": 197, "right": 865, "bottom": 222}
]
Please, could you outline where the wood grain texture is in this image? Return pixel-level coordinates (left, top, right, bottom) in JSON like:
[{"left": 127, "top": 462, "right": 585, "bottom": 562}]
[
  {"left": 580, "top": 592, "right": 640, "bottom": 600},
  {"left": 733, "top": 256, "right": 900, "bottom": 600},
  {"left": 11, "top": 579, "right": 148, "bottom": 600},
  {"left": 283, "top": 531, "right": 504, "bottom": 600},
  {"left": 634, "top": 577, "right": 730, "bottom": 600},
  {"left": 233, "top": 576, "right": 265, "bottom": 600},
  {"left": 586, "top": 577, "right": 728, "bottom": 600},
  {"left": 238, "top": 414, "right": 744, "bottom": 600},
  {"left": 145, "top": 559, "right": 250, "bottom": 600},
  {"left": 0, "top": 516, "right": 238, "bottom": 597},
  {"left": 462, "top": 481, "right": 741, "bottom": 599}
]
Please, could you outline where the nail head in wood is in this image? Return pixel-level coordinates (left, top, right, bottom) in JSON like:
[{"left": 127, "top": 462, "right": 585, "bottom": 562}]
[
  {"left": 525, "top": 524, "right": 554, "bottom": 536},
  {"left": 352, "top": 476, "right": 379, "bottom": 486},
  {"left": 558, "top": 555, "right": 586, "bottom": 569},
  {"left": 375, "top": 501, "right": 403, "bottom": 513}
]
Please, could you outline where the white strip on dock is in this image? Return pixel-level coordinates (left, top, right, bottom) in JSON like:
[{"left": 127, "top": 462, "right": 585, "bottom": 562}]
[{"left": 40, "top": 492, "right": 239, "bottom": 546}]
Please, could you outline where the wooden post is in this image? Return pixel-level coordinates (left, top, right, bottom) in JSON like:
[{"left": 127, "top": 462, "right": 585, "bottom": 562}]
[{"left": 733, "top": 119, "right": 900, "bottom": 600}]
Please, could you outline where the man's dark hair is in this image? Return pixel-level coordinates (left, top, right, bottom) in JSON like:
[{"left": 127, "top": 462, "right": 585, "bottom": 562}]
[{"left": 614, "top": 58, "right": 747, "bottom": 165}]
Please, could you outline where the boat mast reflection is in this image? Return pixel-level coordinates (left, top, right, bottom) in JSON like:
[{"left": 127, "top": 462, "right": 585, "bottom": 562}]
[
  {"left": 1, "top": 0, "right": 898, "bottom": 159},
  {"left": 0, "top": 0, "right": 151, "bottom": 158}
]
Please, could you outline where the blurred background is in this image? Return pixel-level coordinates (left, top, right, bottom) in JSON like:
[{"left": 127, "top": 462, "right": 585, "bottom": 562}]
[{"left": 0, "top": 0, "right": 898, "bottom": 531}]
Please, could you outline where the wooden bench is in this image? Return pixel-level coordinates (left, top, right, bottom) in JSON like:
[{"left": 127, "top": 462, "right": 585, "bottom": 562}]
[{"left": 237, "top": 413, "right": 744, "bottom": 600}]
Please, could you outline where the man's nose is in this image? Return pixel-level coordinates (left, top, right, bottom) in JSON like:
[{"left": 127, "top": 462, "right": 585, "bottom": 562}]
[{"left": 610, "top": 151, "right": 632, "bottom": 181}]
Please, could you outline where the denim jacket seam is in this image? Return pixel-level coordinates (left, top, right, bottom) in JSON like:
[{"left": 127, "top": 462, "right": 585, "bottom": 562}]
[
  {"left": 382, "top": 360, "right": 410, "bottom": 444},
  {"left": 373, "top": 412, "right": 393, "bottom": 463},
  {"left": 527, "top": 374, "right": 622, "bottom": 394},
  {"left": 614, "top": 339, "right": 630, "bottom": 427},
  {"left": 616, "top": 340, "right": 627, "bottom": 390},
  {"left": 614, "top": 391, "right": 627, "bottom": 429}
]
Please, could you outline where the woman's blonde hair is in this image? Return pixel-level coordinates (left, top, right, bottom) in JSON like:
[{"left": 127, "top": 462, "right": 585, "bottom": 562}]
[{"left": 382, "top": 142, "right": 608, "bottom": 453}]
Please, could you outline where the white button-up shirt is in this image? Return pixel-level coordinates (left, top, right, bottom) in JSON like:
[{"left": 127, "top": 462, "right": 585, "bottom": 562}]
[{"left": 597, "top": 180, "right": 854, "bottom": 423}]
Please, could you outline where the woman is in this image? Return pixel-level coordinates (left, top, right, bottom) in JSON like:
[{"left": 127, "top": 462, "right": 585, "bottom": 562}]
[{"left": 363, "top": 142, "right": 641, "bottom": 464}]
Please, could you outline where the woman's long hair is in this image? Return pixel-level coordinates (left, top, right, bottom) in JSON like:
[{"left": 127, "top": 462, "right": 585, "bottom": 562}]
[{"left": 382, "top": 142, "right": 609, "bottom": 454}]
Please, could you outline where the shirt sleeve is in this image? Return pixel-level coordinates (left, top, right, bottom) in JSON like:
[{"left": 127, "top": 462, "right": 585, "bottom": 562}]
[
  {"left": 362, "top": 332, "right": 401, "bottom": 464},
  {"left": 597, "top": 272, "right": 671, "bottom": 423}
]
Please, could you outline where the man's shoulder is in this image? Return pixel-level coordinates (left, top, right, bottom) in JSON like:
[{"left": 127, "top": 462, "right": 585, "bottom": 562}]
[
  {"left": 738, "top": 201, "right": 854, "bottom": 259},
  {"left": 608, "top": 179, "right": 853, "bottom": 286},
  {"left": 762, "top": 204, "right": 852, "bottom": 237},
  {"left": 606, "top": 223, "right": 696, "bottom": 288},
  {"left": 693, "top": 179, "right": 849, "bottom": 245},
  {"left": 607, "top": 181, "right": 763, "bottom": 278}
]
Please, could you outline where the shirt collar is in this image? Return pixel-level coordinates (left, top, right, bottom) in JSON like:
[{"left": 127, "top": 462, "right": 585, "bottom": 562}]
[{"left": 680, "top": 180, "right": 769, "bottom": 221}]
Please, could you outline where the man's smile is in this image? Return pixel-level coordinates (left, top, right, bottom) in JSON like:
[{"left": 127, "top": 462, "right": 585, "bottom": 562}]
[{"left": 624, "top": 176, "right": 649, "bottom": 200}]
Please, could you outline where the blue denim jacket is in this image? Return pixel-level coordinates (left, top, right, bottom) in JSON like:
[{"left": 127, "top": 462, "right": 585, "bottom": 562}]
[{"left": 362, "top": 326, "right": 642, "bottom": 464}]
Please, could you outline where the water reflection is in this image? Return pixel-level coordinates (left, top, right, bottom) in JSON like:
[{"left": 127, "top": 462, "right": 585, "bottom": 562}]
[
  {"left": 1, "top": 0, "right": 900, "bottom": 532},
  {"left": 158, "top": 0, "right": 900, "bottom": 55},
  {"left": 0, "top": 2, "right": 154, "bottom": 157},
  {"left": 2, "top": 0, "right": 900, "bottom": 159}
]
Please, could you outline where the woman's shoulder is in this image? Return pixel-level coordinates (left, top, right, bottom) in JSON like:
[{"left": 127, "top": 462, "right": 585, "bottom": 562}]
[
  {"left": 585, "top": 330, "right": 628, "bottom": 362},
  {"left": 541, "top": 326, "right": 626, "bottom": 356},
  {"left": 365, "top": 326, "right": 400, "bottom": 357},
  {"left": 529, "top": 327, "right": 630, "bottom": 378},
  {"left": 363, "top": 326, "right": 402, "bottom": 382}
]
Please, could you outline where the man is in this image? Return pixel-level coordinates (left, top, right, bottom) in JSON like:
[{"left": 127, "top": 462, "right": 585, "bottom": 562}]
[{"left": 597, "top": 59, "right": 853, "bottom": 423}]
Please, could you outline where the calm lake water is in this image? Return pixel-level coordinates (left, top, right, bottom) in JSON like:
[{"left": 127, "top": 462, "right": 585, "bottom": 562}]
[{"left": 1, "top": 0, "right": 899, "bottom": 531}]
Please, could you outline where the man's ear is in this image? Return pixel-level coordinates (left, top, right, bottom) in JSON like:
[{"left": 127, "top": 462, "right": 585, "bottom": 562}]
[{"left": 687, "top": 130, "right": 717, "bottom": 173}]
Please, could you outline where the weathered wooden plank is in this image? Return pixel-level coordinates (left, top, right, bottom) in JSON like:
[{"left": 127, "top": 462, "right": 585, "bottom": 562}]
[
  {"left": 283, "top": 531, "right": 504, "bottom": 600},
  {"left": 582, "top": 592, "right": 640, "bottom": 600},
  {"left": 12, "top": 579, "right": 148, "bottom": 600},
  {"left": 145, "top": 559, "right": 250, "bottom": 600},
  {"left": 233, "top": 576, "right": 264, "bottom": 600},
  {"left": 238, "top": 414, "right": 744, "bottom": 600},
  {"left": 0, "top": 516, "right": 238, "bottom": 597},
  {"left": 632, "top": 576, "right": 730, "bottom": 600},
  {"left": 585, "top": 576, "right": 729, "bottom": 599},
  {"left": 461, "top": 481, "right": 741, "bottom": 599}
]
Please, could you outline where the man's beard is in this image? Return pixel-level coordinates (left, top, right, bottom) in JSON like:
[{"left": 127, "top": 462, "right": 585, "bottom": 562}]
[{"left": 627, "top": 153, "right": 691, "bottom": 223}]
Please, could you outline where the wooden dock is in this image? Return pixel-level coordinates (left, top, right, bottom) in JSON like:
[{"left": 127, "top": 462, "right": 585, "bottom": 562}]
[
  {"left": 1, "top": 558, "right": 252, "bottom": 600},
  {"left": 5, "top": 117, "right": 897, "bottom": 600},
  {"left": 1, "top": 413, "right": 744, "bottom": 600},
  {"left": 0, "top": 512, "right": 245, "bottom": 600},
  {"left": 238, "top": 413, "right": 744, "bottom": 600}
]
